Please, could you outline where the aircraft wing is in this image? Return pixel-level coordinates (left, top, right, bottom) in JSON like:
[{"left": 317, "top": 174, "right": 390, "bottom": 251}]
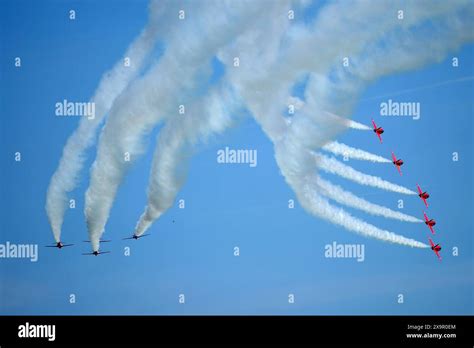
[
  {"left": 396, "top": 165, "right": 402, "bottom": 175},
  {"left": 429, "top": 238, "right": 435, "bottom": 248},
  {"left": 123, "top": 234, "right": 150, "bottom": 240},
  {"left": 423, "top": 212, "right": 429, "bottom": 222},
  {"left": 391, "top": 152, "right": 397, "bottom": 162},
  {"left": 429, "top": 225, "right": 435, "bottom": 234},
  {"left": 417, "top": 184, "right": 423, "bottom": 195},
  {"left": 377, "top": 133, "right": 382, "bottom": 143},
  {"left": 422, "top": 197, "right": 428, "bottom": 207},
  {"left": 434, "top": 250, "right": 441, "bottom": 261},
  {"left": 372, "top": 119, "right": 377, "bottom": 129}
]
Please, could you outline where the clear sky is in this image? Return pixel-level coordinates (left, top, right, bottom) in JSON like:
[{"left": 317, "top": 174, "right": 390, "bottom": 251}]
[{"left": 0, "top": 0, "right": 472, "bottom": 315}]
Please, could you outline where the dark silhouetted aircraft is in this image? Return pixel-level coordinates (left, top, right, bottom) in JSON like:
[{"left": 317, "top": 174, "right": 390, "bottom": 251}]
[
  {"left": 122, "top": 234, "right": 150, "bottom": 240},
  {"left": 45, "top": 242, "right": 73, "bottom": 249},
  {"left": 82, "top": 250, "right": 111, "bottom": 256}
]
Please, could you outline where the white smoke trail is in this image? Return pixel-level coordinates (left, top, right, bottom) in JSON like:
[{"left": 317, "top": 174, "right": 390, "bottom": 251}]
[
  {"left": 348, "top": 6, "right": 474, "bottom": 90},
  {"left": 134, "top": 85, "right": 241, "bottom": 236},
  {"left": 323, "top": 110, "right": 370, "bottom": 130},
  {"left": 85, "top": 0, "right": 289, "bottom": 251},
  {"left": 316, "top": 176, "right": 422, "bottom": 223},
  {"left": 305, "top": 1, "right": 474, "bottom": 121},
  {"left": 348, "top": 120, "right": 370, "bottom": 131},
  {"left": 302, "top": 181, "right": 428, "bottom": 248},
  {"left": 314, "top": 153, "right": 416, "bottom": 195},
  {"left": 64, "top": 0, "right": 472, "bottom": 250},
  {"left": 44, "top": 0, "right": 180, "bottom": 242},
  {"left": 224, "top": 0, "right": 468, "bottom": 147},
  {"left": 287, "top": 97, "right": 370, "bottom": 130},
  {"left": 133, "top": 0, "right": 298, "bottom": 236},
  {"left": 322, "top": 141, "right": 391, "bottom": 163},
  {"left": 222, "top": 0, "right": 472, "bottom": 247}
]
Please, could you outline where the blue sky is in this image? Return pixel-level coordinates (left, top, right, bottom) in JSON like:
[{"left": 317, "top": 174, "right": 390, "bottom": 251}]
[{"left": 0, "top": 0, "right": 472, "bottom": 315}]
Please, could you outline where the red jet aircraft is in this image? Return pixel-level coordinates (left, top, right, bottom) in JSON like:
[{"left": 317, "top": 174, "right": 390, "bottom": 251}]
[
  {"left": 417, "top": 184, "right": 430, "bottom": 207},
  {"left": 423, "top": 212, "right": 436, "bottom": 234},
  {"left": 429, "top": 238, "right": 441, "bottom": 261},
  {"left": 391, "top": 152, "right": 403, "bottom": 175},
  {"left": 372, "top": 119, "right": 384, "bottom": 143}
]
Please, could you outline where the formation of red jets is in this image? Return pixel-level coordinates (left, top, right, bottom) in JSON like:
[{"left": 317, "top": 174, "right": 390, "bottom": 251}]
[{"left": 372, "top": 119, "right": 441, "bottom": 261}]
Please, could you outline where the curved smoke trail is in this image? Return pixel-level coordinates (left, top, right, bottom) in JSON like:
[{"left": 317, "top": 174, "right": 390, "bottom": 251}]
[
  {"left": 135, "top": 85, "right": 241, "bottom": 236},
  {"left": 85, "top": 0, "right": 293, "bottom": 251},
  {"left": 45, "top": 0, "right": 180, "bottom": 242},
  {"left": 220, "top": 0, "right": 471, "bottom": 247},
  {"left": 129, "top": 0, "right": 470, "bottom": 247},
  {"left": 45, "top": 0, "right": 473, "bottom": 250},
  {"left": 133, "top": 0, "right": 299, "bottom": 236}
]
